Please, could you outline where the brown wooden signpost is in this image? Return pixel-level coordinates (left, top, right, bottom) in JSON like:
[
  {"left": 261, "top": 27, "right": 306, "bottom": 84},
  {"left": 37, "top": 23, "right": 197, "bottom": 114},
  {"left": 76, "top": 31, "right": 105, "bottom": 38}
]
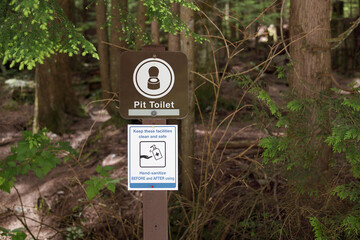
[
  {"left": 119, "top": 50, "right": 188, "bottom": 119},
  {"left": 120, "top": 46, "right": 188, "bottom": 240}
]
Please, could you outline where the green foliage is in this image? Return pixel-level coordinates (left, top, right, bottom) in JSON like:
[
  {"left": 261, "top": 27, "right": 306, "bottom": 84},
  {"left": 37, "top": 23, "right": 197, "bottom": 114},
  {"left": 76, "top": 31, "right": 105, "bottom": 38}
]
[
  {"left": 333, "top": 183, "right": 360, "bottom": 202},
  {"left": 0, "top": 129, "right": 77, "bottom": 193},
  {"left": 84, "top": 165, "right": 120, "bottom": 200},
  {"left": 259, "top": 96, "right": 330, "bottom": 172},
  {"left": 119, "top": 1, "right": 152, "bottom": 48},
  {"left": 325, "top": 94, "right": 360, "bottom": 177},
  {"left": 342, "top": 96, "right": 360, "bottom": 111},
  {"left": 309, "top": 217, "right": 328, "bottom": 240},
  {"left": 251, "top": 87, "right": 282, "bottom": 119},
  {"left": 275, "top": 62, "right": 292, "bottom": 80},
  {"left": 99, "top": 0, "right": 206, "bottom": 48},
  {"left": 258, "top": 88, "right": 360, "bottom": 238},
  {"left": 286, "top": 99, "right": 304, "bottom": 112},
  {"left": 142, "top": 0, "right": 206, "bottom": 43},
  {"left": 275, "top": 66, "right": 286, "bottom": 79},
  {"left": 233, "top": 74, "right": 253, "bottom": 88},
  {"left": 0, "top": 0, "right": 98, "bottom": 70},
  {"left": 0, "top": 227, "right": 27, "bottom": 240},
  {"left": 259, "top": 136, "right": 288, "bottom": 164},
  {"left": 308, "top": 212, "right": 360, "bottom": 240},
  {"left": 341, "top": 210, "right": 360, "bottom": 235},
  {"left": 66, "top": 226, "right": 85, "bottom": 240},
  {"left": 231, "top": 0, "right": 280, "bottom": 27}
]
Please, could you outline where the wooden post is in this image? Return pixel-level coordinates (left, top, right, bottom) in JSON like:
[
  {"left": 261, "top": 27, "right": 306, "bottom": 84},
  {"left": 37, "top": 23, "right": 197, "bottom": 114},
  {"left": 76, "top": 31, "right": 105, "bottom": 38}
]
[
  {"left": 142, "top": 119, "right": 168, "bottom": 240},
  {"left": 142, "top": 46, "right": 168, "bottom": 240}
]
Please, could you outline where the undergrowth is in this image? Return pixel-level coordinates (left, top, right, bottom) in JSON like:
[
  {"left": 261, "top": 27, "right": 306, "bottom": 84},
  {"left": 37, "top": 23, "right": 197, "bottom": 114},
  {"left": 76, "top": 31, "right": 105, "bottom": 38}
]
[
  {"left": 2, "top": 2, "right": 360, "bottom": 240},
  {"left": 258, "top": 85, "right": 360, "bottom": 238}
]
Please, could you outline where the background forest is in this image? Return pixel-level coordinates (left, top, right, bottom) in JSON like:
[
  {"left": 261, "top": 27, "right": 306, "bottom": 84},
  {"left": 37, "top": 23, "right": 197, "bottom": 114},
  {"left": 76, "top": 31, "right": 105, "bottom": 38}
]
[{"left": 1, "top": 0, "right": 360, "bottom": 239}]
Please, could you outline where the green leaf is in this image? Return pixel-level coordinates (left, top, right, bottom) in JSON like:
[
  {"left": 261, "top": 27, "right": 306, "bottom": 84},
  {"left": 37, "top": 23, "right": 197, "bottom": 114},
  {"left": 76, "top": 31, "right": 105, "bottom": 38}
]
[
  {"left": 85, "top": 181, "right": 99, "bottom": 201},
  {"left": 0, "top": 227, "right": 10, "bottom": 234},
  {"left": 309, "top": 217, "right": 327, "bottom": 240},
  {"left": 103, "top": 166, "right": 114, "bottom": 172},
  {"left": 0, "top": 177, "right": 5, "bottom": 187},
  {"left": 95, "top": 165, "right": 102, "bottom": 174},
  {"left": 7, "top": 161, "right": 16, "bottom": 167},
  {"left": 287, "top": 100, "right": 303, "bottom": 112},
  {"left": 106, "top": 183, "right": 116, "bottom": 193},
  {"left": 12, "top": 231, "right": 27, "bottom": 240}
]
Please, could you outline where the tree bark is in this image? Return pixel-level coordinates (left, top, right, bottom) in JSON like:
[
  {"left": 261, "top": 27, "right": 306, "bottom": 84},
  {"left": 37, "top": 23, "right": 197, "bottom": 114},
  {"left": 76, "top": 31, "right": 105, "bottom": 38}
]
[
  {"left": 289, "top": 0, "right": 332, "bottom": 173},
  {"left": 180, "top": 4, "right": 195, "bottom": 200},
  {"left": 168, "top": 3, "right": 180, "bottom": 51},
  {"left": 35, "top": 53, "right": 81, "bottom": 133},
  {"left": 151, "top": 18, "right": 160, "bottom": 45},
  {"left": 96, "top": 0, "right": 112, "bottom": 113},
  {"left": 36, "top": 58, "right": 65, "bottom": 133},
  {"left": 109, "top": 0, "right": 127, "bottom": 117},
  {"left": 224, "top": 2, "right": 230, "bottom": 40},
  {"left": 135, "top": 0, "right": 146, "bottom": 50},
  {"left": 33, "top": 0, "right": 81, "bottom": 133}
]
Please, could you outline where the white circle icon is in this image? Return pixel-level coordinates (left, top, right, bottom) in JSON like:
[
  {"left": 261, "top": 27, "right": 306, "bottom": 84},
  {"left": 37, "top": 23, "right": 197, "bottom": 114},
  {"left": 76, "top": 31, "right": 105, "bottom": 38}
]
[{"left": 133, "top": 58, "right": 175, "bottom": 99}]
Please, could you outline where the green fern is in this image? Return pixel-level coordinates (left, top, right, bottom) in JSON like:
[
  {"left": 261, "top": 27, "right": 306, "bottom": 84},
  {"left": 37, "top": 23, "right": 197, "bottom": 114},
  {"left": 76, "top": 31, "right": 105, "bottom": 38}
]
[{"left": 309, "top": 217, "right": 328, "bottom": 240}]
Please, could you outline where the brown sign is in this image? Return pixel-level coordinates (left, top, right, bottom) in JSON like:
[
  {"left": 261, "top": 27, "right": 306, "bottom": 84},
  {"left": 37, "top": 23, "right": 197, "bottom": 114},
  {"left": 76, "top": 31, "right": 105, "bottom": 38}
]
[{"left": 119, "top": 51, "right": 188, "bottom": 119}]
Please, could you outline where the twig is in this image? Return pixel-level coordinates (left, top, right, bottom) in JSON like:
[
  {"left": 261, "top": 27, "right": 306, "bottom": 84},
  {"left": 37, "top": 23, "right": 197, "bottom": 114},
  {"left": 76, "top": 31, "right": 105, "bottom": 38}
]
[
  {"left": 199, "top": 8, "right": 230, "bottom": 59},
  {"left": 10, "top": 212, "right": 61, "bottom": 233},
  {"left": 280, "top": 0, "right": 291, "bottom": 59},
  {"left": 198, "top": 0, "right": 246, "bottom": 37},
  {"left": 101, "top": 41, "right": 131, "bottom": 51},
  {"left": 273, "top": 175, "right": 281, "bottom": 221},
  {"left": 329, "top": 17, "right": 360, "bottom": 50},
  {"left": 13, "top": 186, "right": 37, "bottom": 240},
  {"left": 238, "top": 29, "right": 315, "bottom": 76},
  {"left": 329, "top": 74, "right": 356, "bottom": 93},
  {"left": 246, "top": 0, "right": 279, "bottom": 30}
]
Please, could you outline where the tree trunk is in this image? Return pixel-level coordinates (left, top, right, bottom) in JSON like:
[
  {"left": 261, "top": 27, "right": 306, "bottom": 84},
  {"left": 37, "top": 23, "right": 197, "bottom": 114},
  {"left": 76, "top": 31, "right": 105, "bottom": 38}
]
[
  {"left": 289, "top": 0, "right": 332, "bottom": 173},
  {"left": 135, "top": 0, "right": 146, "bottom": 50},
  {"left": 224, "top": 2, "right": 230, "bottom": 40},
  {"left": 33, "top": 0, "right": 81, "bottom": 133},
  {"left": 151, "top": 18, "right": 160, "bottom": 45},
  {"left": 35, "top": 53, "right": 80, "bottom": 133},
  {"left": 96, "top": 0, "right": 112, "bottom": 113},
  {"left": 109, "top": 0, "right": 127, "bottom": 117},
  {"left": 180, "top": 4, "right": 195, "bottom": 200},
  {"left": 36, "top": 58, "right": 66, "bottom": 133},
  {"left": 168, "top": 3, "right": 180, "bottom": 51}
]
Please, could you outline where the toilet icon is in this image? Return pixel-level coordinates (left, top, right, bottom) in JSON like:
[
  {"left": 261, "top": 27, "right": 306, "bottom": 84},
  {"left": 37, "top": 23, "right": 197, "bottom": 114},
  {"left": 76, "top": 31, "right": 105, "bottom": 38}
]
[
  {"left": 148, "top": 66, "right": 160, "bottom": 90},
  {"left": 133, "top": 57, "right": 174, "bottom": 99}
]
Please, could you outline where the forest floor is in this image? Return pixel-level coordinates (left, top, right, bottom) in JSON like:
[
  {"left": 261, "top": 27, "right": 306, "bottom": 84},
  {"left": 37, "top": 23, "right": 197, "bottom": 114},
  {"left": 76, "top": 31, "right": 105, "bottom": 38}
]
[{"left": 0, "top": 67, "right": 359, "bottom": 239}]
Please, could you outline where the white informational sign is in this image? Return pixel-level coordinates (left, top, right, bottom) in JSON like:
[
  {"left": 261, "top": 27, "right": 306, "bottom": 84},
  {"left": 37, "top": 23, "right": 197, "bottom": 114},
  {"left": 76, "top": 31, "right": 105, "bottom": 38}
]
[{"left": 128, "top": 125, "right": 178, "bottom": 190}]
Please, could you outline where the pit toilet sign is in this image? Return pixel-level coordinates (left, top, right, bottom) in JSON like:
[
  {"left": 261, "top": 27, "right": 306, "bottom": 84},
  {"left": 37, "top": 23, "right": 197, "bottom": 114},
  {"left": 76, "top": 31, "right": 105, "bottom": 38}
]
[
  {"left": 128, "top": 125, "right": 178, "bottom": 190},
  {"left": 119, "top": 51, "right": 188, "bottom": 119}
]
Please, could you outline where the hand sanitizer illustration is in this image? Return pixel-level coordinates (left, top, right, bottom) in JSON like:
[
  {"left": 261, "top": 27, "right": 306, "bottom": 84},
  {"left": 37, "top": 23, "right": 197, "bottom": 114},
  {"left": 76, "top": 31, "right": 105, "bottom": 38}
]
[
  {"left": 150, "top": 145, "right": 163, "bottom": 160},
  {"left": 139, "top": 141, "right": 166, "bottom": 168}
]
